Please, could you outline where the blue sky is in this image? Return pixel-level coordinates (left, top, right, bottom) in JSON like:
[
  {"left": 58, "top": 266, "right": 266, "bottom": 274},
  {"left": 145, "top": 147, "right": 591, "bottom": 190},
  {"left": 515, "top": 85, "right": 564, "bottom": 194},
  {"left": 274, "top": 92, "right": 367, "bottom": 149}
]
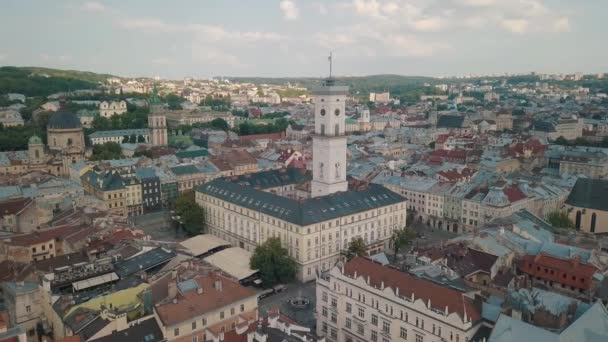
[{"left": 0, "top": 0, "right": 605, "bottom": 79}]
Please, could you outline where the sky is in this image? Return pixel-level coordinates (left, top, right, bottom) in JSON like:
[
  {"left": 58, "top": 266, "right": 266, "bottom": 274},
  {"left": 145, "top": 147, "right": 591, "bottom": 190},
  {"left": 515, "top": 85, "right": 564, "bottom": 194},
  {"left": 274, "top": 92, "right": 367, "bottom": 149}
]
[{"left": 0, "top": 0, "right": 606, "bottom": 79}]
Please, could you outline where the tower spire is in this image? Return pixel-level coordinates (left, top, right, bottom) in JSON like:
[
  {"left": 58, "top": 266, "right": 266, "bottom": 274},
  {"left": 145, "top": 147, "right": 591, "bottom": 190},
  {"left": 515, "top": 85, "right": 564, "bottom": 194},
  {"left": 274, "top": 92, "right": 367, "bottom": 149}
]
[{"left": 328, "top": 52, "right": 333, "bottom": 78}]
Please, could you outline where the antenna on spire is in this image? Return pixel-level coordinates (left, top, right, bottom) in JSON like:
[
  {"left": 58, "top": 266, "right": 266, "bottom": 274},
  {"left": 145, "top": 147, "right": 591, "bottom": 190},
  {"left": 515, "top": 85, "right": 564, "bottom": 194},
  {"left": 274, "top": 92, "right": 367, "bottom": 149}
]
[{"left": 328, "top": 52, "right": 333, "bottom": 78}]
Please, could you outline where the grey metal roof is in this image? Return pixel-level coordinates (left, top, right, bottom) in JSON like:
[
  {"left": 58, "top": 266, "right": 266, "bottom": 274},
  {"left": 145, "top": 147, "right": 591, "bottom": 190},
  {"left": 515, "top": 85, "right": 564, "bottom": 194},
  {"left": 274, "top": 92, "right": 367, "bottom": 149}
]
[
  {"left": 89, "top": 129, "right": 149, "bottom": 139},
  {"left": 115, "top": 247, "right": 176, "bottom": 278},
  {"left": 198, "top": 178, "right": 405, "bottom": 226},
  {"left": 437, "top": 115, "right": 465, "bottom": 129},
  {"left": 566, "top": 178, "right": 608, "bottom": 211},
  {"left": 230, "top": 168, "right": 310, "bottom": 189}
]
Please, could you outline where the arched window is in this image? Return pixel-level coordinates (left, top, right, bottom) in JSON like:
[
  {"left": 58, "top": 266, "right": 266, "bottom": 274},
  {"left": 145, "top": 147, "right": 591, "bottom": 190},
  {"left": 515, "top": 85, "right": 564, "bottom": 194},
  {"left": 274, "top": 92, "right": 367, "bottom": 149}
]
[
  {"left": 320, "top": 124, "right": 325, "bottom": 135},
  {"left": 591, "top": 213, "right": 597, "bottom": 233},
  {"left": 319, "top": 162, "right": 324, "bottom": 179},
  {"left": 67, "top": 138, "right": 73, "bottom": 146},
  {"left": 335, "top": 124, "right": 340, "bottom": 136},
  {"left": 575, "top": 210, "right": 582, "bottom": 230},
  {"left": 34, "top": 150, "right": 39, "bottom": 159}
]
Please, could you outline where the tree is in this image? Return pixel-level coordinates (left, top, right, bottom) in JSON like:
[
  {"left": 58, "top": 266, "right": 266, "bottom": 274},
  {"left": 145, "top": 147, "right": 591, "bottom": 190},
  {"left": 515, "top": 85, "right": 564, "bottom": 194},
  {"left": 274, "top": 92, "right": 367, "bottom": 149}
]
[
  {"left": 92, "top": 116, "right": 112, "bottom": 130},
  {"left": 391, "top": 228, "right": 416, "bottom": 257},
  {"left": 250, "top": 237, "right": 297, "bottom": 287},
  {"left": 341, "top": 237, "right": 367, "bottom": 261},
  {"left": 90, "top": 142, "right": 123, "bottom": 161},
  {"left": 137, "top": 135, "right": 146, "bottom": 143},
  {"left": 165, "top": 93, "right": 183, "bottom": 110},
  {"left": 122, "top": 135, "right": 129, "bottom": 143},
  {"left": 174, "top": 191, "right": 205, "bottom": 235},
  {"left": 210, "top": 118, "right": 229, "bottom": 131},
  {"left": 129, "top": 134, "right": 137, "bottom": 143},
  {"left": 547, "top": 211, "right": 574, "bottom": 229},
  {"left": 554, "top": 136, "right": 570, "bottom": 146}
]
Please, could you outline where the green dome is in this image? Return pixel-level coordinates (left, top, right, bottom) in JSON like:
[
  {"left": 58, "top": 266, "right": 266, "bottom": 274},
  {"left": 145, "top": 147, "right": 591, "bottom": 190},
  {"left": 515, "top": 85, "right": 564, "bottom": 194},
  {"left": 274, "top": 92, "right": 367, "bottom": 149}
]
[{"left": 28, "top": 135, "right": 43, "bottom": 145}]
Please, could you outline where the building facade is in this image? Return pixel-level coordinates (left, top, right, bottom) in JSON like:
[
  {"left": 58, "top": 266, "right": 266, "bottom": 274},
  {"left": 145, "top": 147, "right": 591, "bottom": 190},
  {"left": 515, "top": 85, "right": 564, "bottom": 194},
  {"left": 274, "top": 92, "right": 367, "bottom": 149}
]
[
  {"left": 89, "top": 129, "right": 150, "bottom": 145},
  {"left": 149, "top": 114, "right": 168, "bottom": 146},
  {"left": 99, "top": 100, "right": 127, "bottom": 118},
  {"left": 316, "top": 257, "right": 483, "bottom": 342}
]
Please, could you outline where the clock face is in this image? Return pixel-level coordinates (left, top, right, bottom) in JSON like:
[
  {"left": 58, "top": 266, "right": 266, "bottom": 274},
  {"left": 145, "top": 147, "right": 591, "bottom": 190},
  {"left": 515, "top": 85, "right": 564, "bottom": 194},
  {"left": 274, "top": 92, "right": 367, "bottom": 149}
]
[
  {"left": 320, "top": 109, "right": 326, "bottom": 116},
  {"left": 335, "top": 109, "right": 340, "bottom": 116}
]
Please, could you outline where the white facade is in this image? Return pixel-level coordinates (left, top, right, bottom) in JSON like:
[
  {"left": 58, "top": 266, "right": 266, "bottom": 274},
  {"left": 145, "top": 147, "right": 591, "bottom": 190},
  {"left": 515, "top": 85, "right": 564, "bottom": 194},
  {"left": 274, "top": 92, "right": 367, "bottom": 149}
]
[
  {"left": 316, "top": 260, "right": 483, "bottom": 342},
  {"left": 99, "top": 100, "right": 127, "bottom": 118},
  {"left": 311, "top": 80, "right": 349, "bottom": 197}
]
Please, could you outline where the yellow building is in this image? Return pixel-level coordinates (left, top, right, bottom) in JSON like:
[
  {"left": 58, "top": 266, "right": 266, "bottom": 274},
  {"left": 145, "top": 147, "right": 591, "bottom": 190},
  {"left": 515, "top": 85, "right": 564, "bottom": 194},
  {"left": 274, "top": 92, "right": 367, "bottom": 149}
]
[
  {"left": 153, "top": 273, "right": 257, "bottom": 341},
  {"left": 81, "top": 168, "right": 128, "bottom": 216}
]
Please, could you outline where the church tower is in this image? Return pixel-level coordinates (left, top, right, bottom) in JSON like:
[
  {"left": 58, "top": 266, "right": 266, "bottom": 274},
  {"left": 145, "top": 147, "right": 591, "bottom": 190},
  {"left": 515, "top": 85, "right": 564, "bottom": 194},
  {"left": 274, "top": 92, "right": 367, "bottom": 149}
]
[
  {"left": 28, "top": 135, "right": 45, "bottom": 165},
  {"left": 311, "top": 57, "right": 348, "bottom": 197},
  {"left": 148, "top": 114, "right": 168, "bottom": 146}
]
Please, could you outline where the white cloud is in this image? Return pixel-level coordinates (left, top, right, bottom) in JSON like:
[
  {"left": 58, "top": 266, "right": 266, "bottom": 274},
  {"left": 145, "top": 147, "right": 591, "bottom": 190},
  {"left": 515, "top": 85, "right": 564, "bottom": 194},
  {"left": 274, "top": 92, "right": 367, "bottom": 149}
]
[
  {"left": 384, "top": 34, "right": 449, "bottom": 57},
  {"left": 353, "top": 0, "right": 381, "bottom": 17},
  {"left": 81, "top": 1, "right": 105, "bottom": 13},
  {"left": 500, "top": 18, "right": 529, "bottom": 34},
  {"left": 119, "top": 18, "right": 285, "bottom": 42},
  {"left": 0, "top": 54, "right": 5, "bottom": 62},
  {"left": 151, "top": 57, "right": 176, "bottom": 66},
  {"left": 191, "top": 45, "right": 245, "bottom": 68},
  {"left": 456, "top": 0, "right": 497, "bottom": 7},
  {"left": 280, "top": 0, "right": 299, "bottom": 20},
  {"left": 462, "top": 16, "right": 487, "bottom": 29},
  {"left": 552, "top": 17, "right": 571, "bottom": 33},
  {"left": 317, "top": 3, "right": 328, "bottom": 15},
  {"left": 411, "top": 17, "right": 443, "bottom": 32},
  {"left": 316, "top": 33, "right": 356, "bottom": 48}
]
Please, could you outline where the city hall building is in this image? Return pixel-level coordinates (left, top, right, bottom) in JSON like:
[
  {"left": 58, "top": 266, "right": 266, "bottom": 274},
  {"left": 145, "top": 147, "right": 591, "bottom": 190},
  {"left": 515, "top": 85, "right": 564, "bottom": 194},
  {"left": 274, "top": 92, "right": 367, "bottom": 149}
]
[{"left": 196, "top": 77, "right": 408, "bottom": 282}]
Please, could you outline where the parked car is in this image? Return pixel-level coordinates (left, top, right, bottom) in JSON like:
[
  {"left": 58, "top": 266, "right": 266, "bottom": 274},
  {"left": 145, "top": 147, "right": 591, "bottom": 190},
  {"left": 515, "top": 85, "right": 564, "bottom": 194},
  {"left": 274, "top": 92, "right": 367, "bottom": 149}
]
[
  {"left": 258, "top": 288, "right": 274, "bottom": 299},
  {"left": 273, "top": 284, "right": 287, "bottom": 293}
]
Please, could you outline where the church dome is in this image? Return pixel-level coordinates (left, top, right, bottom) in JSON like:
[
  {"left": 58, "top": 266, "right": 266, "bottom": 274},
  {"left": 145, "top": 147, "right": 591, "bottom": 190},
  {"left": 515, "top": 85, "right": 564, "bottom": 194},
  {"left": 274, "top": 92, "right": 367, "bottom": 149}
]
[
  {"left": 28, "top": 135, "right": 42, "bottom": 145},
  {"left": 48, "top": 110, "right": 81, "bottom": 130}
]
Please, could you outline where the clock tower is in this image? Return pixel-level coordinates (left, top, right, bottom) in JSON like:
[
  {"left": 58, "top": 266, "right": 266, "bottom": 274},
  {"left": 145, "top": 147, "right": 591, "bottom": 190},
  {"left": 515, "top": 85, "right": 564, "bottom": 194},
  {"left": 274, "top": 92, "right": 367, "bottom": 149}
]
[{"left": 311, "top": 57, "right": 348, "bottom": 197}]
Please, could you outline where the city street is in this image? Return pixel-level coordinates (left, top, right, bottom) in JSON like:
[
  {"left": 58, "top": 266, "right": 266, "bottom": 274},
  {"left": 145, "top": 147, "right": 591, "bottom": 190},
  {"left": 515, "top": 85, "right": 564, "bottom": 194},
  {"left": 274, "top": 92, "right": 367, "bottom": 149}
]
[
  {"left": 258, "top": 281, "right": 317, "bottom": 328},
  {"left": 133, "top": 210, "right": 188, "bottom": 241}
]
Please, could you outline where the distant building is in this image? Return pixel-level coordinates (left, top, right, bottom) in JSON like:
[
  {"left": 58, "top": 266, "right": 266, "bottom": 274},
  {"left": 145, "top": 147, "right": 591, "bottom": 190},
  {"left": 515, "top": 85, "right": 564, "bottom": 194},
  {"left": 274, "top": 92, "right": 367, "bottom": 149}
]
[
  {"left": 148, "top": 114, "right": 168, "bottom": 146},
  {"left": 99, "top": 100, "right": 127, "bottom": 118},
  {"left": 135, "top": 168, "right": 161, "bottom": 213},
  {"left": 495, "top": 109, "right": 513, "bottom": 131},
  {"left": 89, "top": 129, "right": 150, "bottom": 145},
  {"left": 0, "top": 109, "right": 24, "bottom": 127},
  {"left": 369, "top": 91, "right": 390, "bottom": 103},
  {"left": 81, "top": 167, "right": 128, "bottom": 216},
  {"left": 484, "top": 92, "right": 500, "bottom": 102}
]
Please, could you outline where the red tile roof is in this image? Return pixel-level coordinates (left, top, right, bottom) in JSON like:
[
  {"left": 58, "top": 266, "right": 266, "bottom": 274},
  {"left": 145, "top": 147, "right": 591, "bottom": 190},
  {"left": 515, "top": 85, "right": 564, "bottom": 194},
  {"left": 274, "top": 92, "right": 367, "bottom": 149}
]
[
  {"left": 0, "top": 198, "right": 33, "bottom": 216},
  {"left": 343, "top": 257, "right": 481, "bottom": 322},
  {"left": 520, "top": 254, "right": 597, "bottom": 290},
  {"left": 503, "top": 184, "right": 527, "bottom": 203},
  {"left": 7, "top": 224, "right": 85, "bottom": 246},
  {"left": 154, "top": 273, "right": 256, "bottom": 326}
]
